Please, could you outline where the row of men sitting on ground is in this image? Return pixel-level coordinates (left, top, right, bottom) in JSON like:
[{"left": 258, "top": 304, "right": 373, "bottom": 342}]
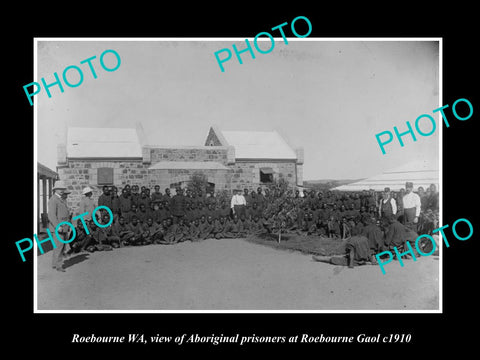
[{"left": 69, "top": 183, "right": 438, "bottom": 258}]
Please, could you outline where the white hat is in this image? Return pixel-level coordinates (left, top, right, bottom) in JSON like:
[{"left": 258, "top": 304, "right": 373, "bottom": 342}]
[
  {"left": 82, "top": 186, "right": 94, "bottom": 195},
  {"left": 52, "top": 181, "right": 68, "bottom": 191}
]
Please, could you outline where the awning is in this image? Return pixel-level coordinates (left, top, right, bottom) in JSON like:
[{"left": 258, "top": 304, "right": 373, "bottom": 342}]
[
  {"left": 260, "top": 167, "right": 274, "bottom": 174},
  {"left": 37, "top": 162, "right": 58, "bottom": 179}
]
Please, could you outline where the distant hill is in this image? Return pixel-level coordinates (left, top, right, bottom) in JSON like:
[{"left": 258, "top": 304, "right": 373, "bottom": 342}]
[{"left": 303, "top": 179, "right": 363, "bottom": 191}]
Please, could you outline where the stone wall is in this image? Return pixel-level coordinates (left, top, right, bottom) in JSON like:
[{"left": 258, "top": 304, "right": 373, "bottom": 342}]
[
  {"left": 146, "top": 169, "right": 232, "bottom": 192},
  {"left": 57, "top": 156, "right": 234, "bottom": 212},
  {"left": 148, "top": 146, "right": 230, "bottom": 165},
  {"left": 229, "top": 160, "right": 298, "bottom": 190},
  {"left": 57, "top": 159, "right": 149, "bottom": 210},
  {"left": 57, "top": 149, "right": 299, "bottom": 211}
]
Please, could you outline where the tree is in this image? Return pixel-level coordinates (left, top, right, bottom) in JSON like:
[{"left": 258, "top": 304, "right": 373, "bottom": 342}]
[
  {"left": 187, "top": 172, "right": 209, "bottom": 194},
  {"left": 267, "top": 174, "right": 293, "bottom": 197}
]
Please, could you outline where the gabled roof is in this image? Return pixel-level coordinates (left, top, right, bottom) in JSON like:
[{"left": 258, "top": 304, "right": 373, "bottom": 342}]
[
  {"left": 66, "top": 127, "right": 142, "bottom": 159},
  {"left": 211, "top": 127, "right": 297, "bottom": 160}
]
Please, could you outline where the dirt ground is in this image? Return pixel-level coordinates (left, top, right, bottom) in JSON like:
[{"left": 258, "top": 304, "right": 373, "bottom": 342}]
[{"left": 36, "top": 238, "right": 439, "bottom": 311}]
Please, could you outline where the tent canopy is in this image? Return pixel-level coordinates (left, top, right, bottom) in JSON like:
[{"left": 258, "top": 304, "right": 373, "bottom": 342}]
[{"left": 332, "top": 159, "right": 439, "bottom": 192}]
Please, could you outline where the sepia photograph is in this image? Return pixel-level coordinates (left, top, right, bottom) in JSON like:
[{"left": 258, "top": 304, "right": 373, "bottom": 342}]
[{"left": 34, "top": 38, "right": 440, "bottom": 311}]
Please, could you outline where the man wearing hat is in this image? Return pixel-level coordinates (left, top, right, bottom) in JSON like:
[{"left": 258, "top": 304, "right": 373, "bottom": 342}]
[
  {"left": 402, "top": 182, "right": 421, "bottom": 231},
  {"left": 48, "top": 181, "right": 72, "bottom": 272},
  {"left": 378, "top": 187, "right": 397, "bottom": 219},
  {"left": 75, "top": 186, "right": 96, "bottom": 226}
]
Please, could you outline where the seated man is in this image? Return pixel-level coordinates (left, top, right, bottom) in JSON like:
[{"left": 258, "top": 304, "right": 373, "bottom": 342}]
[
  {"left": 101, "top": 213, "right": 121, "bottom": 248},
  {"left": 199, "top": 215, "right": 215, "bottom": 240},
  {"left": 361, "top": 216, "right": 385, "bottom": 252},
  {"left": 148, "top": 217, "right": 165, "bottom": 244},
  {"left": 224, "top": 214, "right": 246, "bottom": 238},
  {"left": 213, "top": 216, "right": 229, "bottom": 239},
  {"left": 70, "top": 222, "right": 94, "bottom": 253},
  {"left": 239, "top": 214, "right": 252, "bottom": 235},
  {"left": 89, "top": 220, "right": 113, "bottom": 251},
  {"left": 384, "top": 215, "right": 421, "bottom": 258},
  {"left": 312, "top": 235, "right": 378, "bottom": 268},
  {"left": 260, "top": 212, "right": 273, "bottom": 235},
  {"left": 163, "top": 218, "right": 188, "bottom": 244},
  {"left": 185, "top": 218, "right": 202, "bottom": 241},
  {"left": 327, "top": 214, "right": 341, "bottom": 238},
  {"left": 113, "top": 216, "right": 135, "bottom": 247},
  {"left": 137, "top": 203, "right": 149, "bottom": 224},
  {"left": 250, "top": 215, "right": 266, "bottom": 235},
  {"left": 128, "top": 216, "right": 144, "bottom": 246},
  {"left": 154, "top": 219, "right": 171, "bottom": 244}
]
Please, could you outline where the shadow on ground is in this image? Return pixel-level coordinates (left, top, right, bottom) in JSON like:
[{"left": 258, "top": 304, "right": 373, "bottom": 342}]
[{"left": 63, "top": 253, "right": 90, "bottom": 269}]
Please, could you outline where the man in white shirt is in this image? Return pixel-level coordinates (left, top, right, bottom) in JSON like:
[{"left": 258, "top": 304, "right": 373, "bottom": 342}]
[
  {"left": 75, "top": 186, "right": 96, "bottom": 226},
  {"left": 402, "top": 181, "right": 421, "bottom": 231},
  {"left": 231, "top": 189, "right": 247, "bottom": 219}
]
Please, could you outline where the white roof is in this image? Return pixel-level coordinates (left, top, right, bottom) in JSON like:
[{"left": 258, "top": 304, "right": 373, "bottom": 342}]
[
  {"left": 221, "top": 130, "right": 297, "bottom": 160},
  {"left": 67, "top": 127, "right": 142, "bottom": 158},
  {"left": 149, "top": 161, "right": 229, "bottom": 170},
  {"left": 332, "top": 159, "right": 439, "bottom": 192}
]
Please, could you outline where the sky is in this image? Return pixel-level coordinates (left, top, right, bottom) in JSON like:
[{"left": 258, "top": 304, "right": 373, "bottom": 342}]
[{"left": 36, "top": 39, "right": 440, "bottom": 181}]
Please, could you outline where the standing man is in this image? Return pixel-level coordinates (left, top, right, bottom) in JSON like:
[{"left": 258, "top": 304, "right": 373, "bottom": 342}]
[
  {"left": 255, "top": 187, "right": 266, "bottom": 211},
  {"left": 378, "top": 187, "right": 397, "bottom": 219},
  {"left": 151, "top": 185, "right": 163, "bottom": 205},
  {"left": 162, "top": 187, "right": 172, "bottom": 208},
  {"left": 48, "top": 181, "right": 72, "bottom": 272},
  {"left": 97, "top": 185, "right": 112, "bottom": 210},
  {"left": 402, "top": 182, "right": 421, "bottom": 231},
  {"left": 230, "top": 189, "right": 247, "bottom": 219},
  {"left": 75, "top": 186, "right": 96, "bottom": 226},
  {"left": 243, "top": 188, "right": 252, "bottom": 212},
  {"left": 110, "top": 186, "right": 121, "bottom": 220},
  {"left": 170, "top": 187, "right": 187, "bottom": 224}
]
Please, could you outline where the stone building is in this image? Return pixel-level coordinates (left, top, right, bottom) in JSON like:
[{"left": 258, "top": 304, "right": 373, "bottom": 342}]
[
  {"left": 56, "top": 125, "right": 303, "bottom": 210},
  {"left": 205, "top": 126, "right": 304, "bottom": 189}
]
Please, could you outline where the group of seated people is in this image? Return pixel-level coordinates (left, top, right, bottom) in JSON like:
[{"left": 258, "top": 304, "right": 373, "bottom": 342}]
[
  {"left": 68, "top": 183, "right": 439, "bottom": 269},
  {"left": 70, "top": 211, "right": 278, "bottom": 253}
]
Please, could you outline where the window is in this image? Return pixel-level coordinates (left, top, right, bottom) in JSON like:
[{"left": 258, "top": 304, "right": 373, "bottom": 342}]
[
  {"left": 97, "top": 167, "right": 114, "bottom": 185},
  {"left": 259, "top": 167, "right": 274, "bottom": 183}
]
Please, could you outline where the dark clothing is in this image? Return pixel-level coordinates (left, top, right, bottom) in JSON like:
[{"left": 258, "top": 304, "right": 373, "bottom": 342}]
[
  {"left": 119, "top": 196, "right": 132, "bottom": 214},
  {"left": 170, "top": 195, "right": 187, "bottom": 217},
  {"left": 345, "top": 236, "right": 372, "bottom": 262},
  {"left": 150, "top": 192, "right": 163, "bottom": 204},
  {"left": 110, "top": 196, "right": 121, "bottom": 215},
  {"left": 98, "top": 193, "right": 112, "bottom": 209},
  {"left": 362, "top": 223, "right": 385, "bottom": 251},
  {"left": 385, "top": 220, "right": 409, "bottom": 248},
  {"left": 136, "top": 210, "right": 149, "bottom": 224},
  {"left": 129, "top": 193, "right": 140, "bottom": 206},
  {"left": 404, "top": 207, "right": 418, "bottom": 232},
  {"left": 225, "top": 221, "right": 245, "bottom": 238},
  {"left": 199, "top": 221, "right": 215, "bottom": 239},
  {"left": 233, "top": 205, "right": 246, "bottom": 219},
  {"left": 380, "top": 197, "right": 395, "bottom": 218}
]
